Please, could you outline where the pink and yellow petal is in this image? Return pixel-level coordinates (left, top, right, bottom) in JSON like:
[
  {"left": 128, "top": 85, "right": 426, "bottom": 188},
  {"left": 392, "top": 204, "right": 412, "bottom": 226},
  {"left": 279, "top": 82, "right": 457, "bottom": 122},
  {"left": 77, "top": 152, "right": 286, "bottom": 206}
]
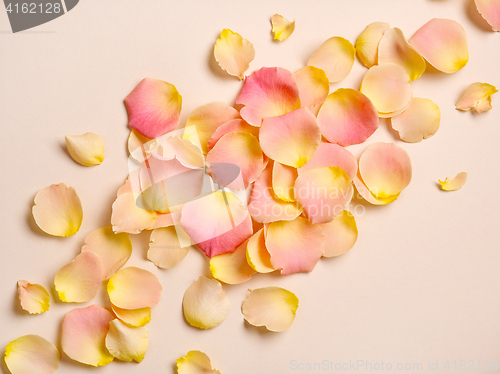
[
  {"left": 474, "top": 0, "right": 500, "bottom": 31},
  {"left": 4, "top": 335, "right": 60, "bottom": 374},
  {"left": 320, "top": 210, "right": 358, "bottom": 257},
  {"left": 307, "top": 37, "right": 355, "bottom": 83},
  {"left": 355, "top": 22, "right": 391, "bottom": 68},
  {"left": 293, "top": 66, "right": 329, "bottom": 115},
  {"left": 111, "top": 188, "right": 157, "bottom": 234},
  {"left": 272, "top": 162, "right": 297, "bottom": 202},
  {"left": 214, "top": 29, "right": 255, "bottom": 79},
  {"left": 147, "top": 227, "right": 190, "bottom": 269},
  {"left": 455, "top": 82, "right": 498, "bottom": 112},
  {"left": 17, "top": 280, "right": 50, "bottom": 314},
  {"left": 177, "top": 351, "right": 222, "bottom": 374},
  {"left": 65, "top": 132, "right": 105, "bottom": 166},
  {"left": 271, "top": 14, "right": 295, "bottom": 41},
  {"left": 246, "top": 228, "right": 274, "bottom": 273},
  {"left": 439, "top": 172, "right": 468, "bottom": 191},
  {"left": 353, "top": 173, "right": 400, "bottom": 205},
  {"left": 207, "top": 119, "right": 259, "bottom": 151},
  {"left": 391, "top": 97, "right": 441, "bottom": 143},
  {"left": 105, "top": 320, "right": 148, "bottom": 363},
  {"left": 111, "top": 304, "right": 151, "bottom": 327},
  {"left": 210, "top": 239, "right": 256, "bottom": 284}
]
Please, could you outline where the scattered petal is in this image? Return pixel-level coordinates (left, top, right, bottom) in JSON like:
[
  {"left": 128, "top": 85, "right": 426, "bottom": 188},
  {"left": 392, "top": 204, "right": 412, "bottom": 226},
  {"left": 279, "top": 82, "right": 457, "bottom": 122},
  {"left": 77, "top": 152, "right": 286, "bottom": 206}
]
[
  {"left": 474, "top": 0, "right": 500, "bottom": 31},
  {"left": 266, "top": 217, "right": 325, "bottom": 275},
  {"left": 298, "top": 142, "right": 358, "bottom": 180},
  {"left": 4, "top": 335, "right": 59, "bottom": 374},
  {"left": 128, "top": 130, "right": 158, "bottom": 162},
  {"left": 241, "top": 287, "right": 299, "bottom": 332},
  {"left": 246, "top": 228, "right": 274, "bottom": 273},
  {"left": 125, "top": 78, "right": 182, "bottom": 138},
  {"left": 409, "top": 18, "right": 469, "bottom": 74},
  {"left": 61, "top": 305, "right": 114, "bottom": 367},
  {"left": 391, "top": 97, "right": 441, "bottom": 143},
  {"left": 32, "top": 183, "right": 83, "bottom": 237},
  {"left": 207, "top": 119, "right": 259, "bottom": 151},
  {"left": 320, "top": 210, "right": 358, "bottom": 257},
  {"left": 236, "top": 67, "right": 301, "bottom": 127},
  {"left": 439, "top": 172, "right": 468, "bottom": 191},
  {"left": 147, "top": 227, "right": 190, "bottom": 269},
  {"left": 317, "top": 88, "right": 379, "bottom": 146},
  {"left": 355, "top": 22, "right": 391, "bottom": 68},
  {"left": 293, "top": 66, "right": 329, "bottom": 115},
  {"left": 271, "top": 14, "right": 295, "bottom": 41},
  {"left": 17, "top": 280, "right": 50, "bottom": 314},
  {"left": 65, "top": 132, "right": 105, "bottom": 166},
  {"left": 210, "top": 239, "right": 256, "bottom": 284},
  {"left": 182, "top": 276, "right": 230, "bottom": 329},
  {"left": 111, "top": 304, "right": 151, "bottom": 327},
  {"left": 307, "top": 36, "right": 356, "bottom": 83},
  {"left": 272, "top": 162, "right": 298, "bottom": 202},
  {"left": 54, "top": 251, "right": 103, "bottom": 303},
  {"left": 157, "top": 135, "right": 205, "bottom": 168},
  {"left": 107, "top": 267, "right": 162, "bottom": 309},
  {"left": 177, "top": 351, "right": 222, "bottom": 374},
  {"left": 455, "top": 82, "right": 498, "bottom": 113},
  {"left": 105, "top": 320, "right": 148, "bottom": 363},
  {"left": 214, "top": 29, "right": 255, "bottom": 79}
]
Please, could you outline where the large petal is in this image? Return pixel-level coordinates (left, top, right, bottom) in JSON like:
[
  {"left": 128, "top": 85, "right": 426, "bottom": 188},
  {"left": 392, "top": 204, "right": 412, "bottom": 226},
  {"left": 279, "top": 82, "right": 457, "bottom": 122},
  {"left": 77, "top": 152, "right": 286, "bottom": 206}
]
[
  {"left": 61, "top": 305, "right": 114, "bottom": 367},
  {"left": 111, "top": 304, "right": 151, "bottom": 327},
  {"left": 81, "top": 226, "right": 132, "bottom": 280},
  {"left": 295, "top": 167, "right": 354, "bottom": 224},
  {"left": 4, "top": 335, "right": 59, "bottom": 374},
  {"left": 65, "top": 132, "right": 105, "bottom": 166},
  {"left": 271, "top": 14, "right": 295, "bottom": 41},
  {"left": 207, "top": 119, "right": 259, "bottom": 151},
  {"left": 54, "top": 251, "right": 103, "bottom": 303},
  {"left": 353, "top": 173, "right": 399, "bottom": 205},
  {"left": 246, "top": 228, "right": 274, "bottom": 273},
  {"left": 439, "top": 172, "right": 468, "bottom": 191},
  {"left": 260, "top": 108, "right": 321, "bottom": 168},
  {"left": 17, "top": 280, "right": 50, "bottom": 314},
  {"left": 307, "top": 37, "right": 356, "bottom": 83},
  {"left": 266, "top": 217, "right": 325, "bottom": 275},
  {"left": 210, "top": 239, "right": 256, "bottom": 284},
  {"left": 293, "top": 66, "right": 329, "bottom": 114},
  {"left": 214, "top": 29, "right": 255, "bottom": 79},
  {"left": 177, "top": 351, "right": 222, "bottom": 374},
  {"left": 474, "top": 0, "right": 500, "bottom": 31},
  {"left": 236, "top": 67, "right": 301, "bottom": 127},
  {"left": 125, "top": 78, "right": 182, "bottom": 138},
  {"left": 241, "top": 287, "right": 299, "bottom": 332},
  {"left": 157, "top": 135, "right": 205, "bottom": 168},
  {"left": 455, "top": 82, "right": 498, "bottom": 113},
  {"left": 317, "top": 88, "right": 379, "bottom": 146},
  {"left": 180, "top": 191, "right": 253, "bottom": 258},
  {"left": 391, "top": 98, "right": 441, "bottom": 143},
  {"left": 107, "top": 267, "right": 162, "bottom": 309},
  {"left": 105, "top": 320, "right": 148, "bottom": 363},
  {"left": 355, "top": 22, "right": 391, "bottom": 68},
  {"left": 272, "top": 162, "right": 298, "bottom": 202},
  {"left": 182, "top": 276, "right": 230, "bottom": 329},
  {"left": 32, "top": 183, "right": 83, "bottom": 237},
  {"left": 409, "top": 19, "right": 468, "bottom": 74},
  {"left": 378, "top": 28, "right": 426, "bottom": 81},
  {"left": 147, "top": 226, "right": 190, "bottom": 269},
  {"left": 320, "top": 210, "right": 358, "bottom": 257}
]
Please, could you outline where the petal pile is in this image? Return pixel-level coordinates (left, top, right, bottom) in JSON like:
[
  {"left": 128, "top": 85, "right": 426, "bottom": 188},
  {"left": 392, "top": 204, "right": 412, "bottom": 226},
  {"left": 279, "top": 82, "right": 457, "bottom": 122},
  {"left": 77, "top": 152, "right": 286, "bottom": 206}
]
[
  {"left": 439, "top": 172, "right": 468, "bottom": 191},
  {"left": 271, "top": 14, "right": 295, "bottom": 41},
  {"left": 455, "top": 82, "right": 498, "bottom": 113},
  {"left": 177, "top": 351, "right": 222, "bottom": 374},
  {"left": 17, "top": 280, "right": 50, "bottom": 314},
  {"left": 65, "top": 132, "right": 105, "bottom": 166},
  {"left": 4, "top": 335, "right": 60, "bottom": 374},
  {"left": 355, "top": 22, "right": 391, "bottom": 68},
  {"left": 391, "top": 97, "right": 441, "bottom": 143},
  {"left": 308, "top": 36, "right": 356, "bottom": 82},
  {"left": 207, "top": 119, "right": 259, "bottom": 151},
  {"left": 298, "top": 142, "right": 358, "bottom": 180},
  {"left": 474, "top": 0, "right": 500, "bottom": 31},
  {"left": 214, "top": 29, "right": 255, "bottom": 79}
]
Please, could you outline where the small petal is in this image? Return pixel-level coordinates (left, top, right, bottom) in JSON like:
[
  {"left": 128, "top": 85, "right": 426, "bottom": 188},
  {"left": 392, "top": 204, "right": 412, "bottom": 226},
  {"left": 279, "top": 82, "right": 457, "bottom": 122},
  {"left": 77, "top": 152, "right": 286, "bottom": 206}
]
[
  {"left": 236, "top": 67, "right": 301, "bottom": 127},
  {"left": 360, "top": 63, "right": 413, "bottom": 117},
  {"left": 54, "top": 251, "right": 103, "bottom": 303},
  {"left": 157, "top": 135, "right": 205, "bottom": 168},
  {"left": 177, "top": 351, "right": 222, "bottom": 374},
  {"left": 105, "top": 320, "right": 148, "bottom": 363},
  {"left": 210, "top": 239, "right": 256, "bottom": 284},
  {"left": 272, "top": 162, "right": 298, "bottom": 202},
  {"left": 241, "top": 287, "right": 299, "bottom": 332},
  {"left": 107, "top": 267, "right": 162, "bottom": 309},
  {"left": 307, "top": 36, "right": 356, "bottom": 83},
  {"left": 246, "top": 228, "right": 274, "bottom": 273},
  {"left": 266, "top": 217, "right": 325, "bottom": 275},
  {"left": 439, "top": 172, "right": 468, "bottom": 191},
  {"left": 81, "top": 226, "right": 132, "bottom": 280},
  {"left": 474, "top": 0, "right": 500, "bottom": 31},
  {"left": 260, "top": 108, "right": 321, "bottom": 168},
  {"left": 65, "top": 132, "right": 105, "bottom": 166},
  {"left": 214, "top": 29, "right": 255, "bottom": 79},
  {"left": 4, "top": 335, "right": 60, "bottom": 374},
  {"left": 61, "top": 305, "right": 114, "bottom": 367},
  {"left": 378, "top": 28, "right": 426, "bottom": 81},
  {"left": 111, "top": 304, "right": 151, "bottom": 327},
  {"left": 182, "top": 276, "right": 230, "bottom": 329},
  {"left": 409, "top": 18, "right": 469, "bottom": 74},
  {"left": 355, "top": 22, "right": 391, "bottom": 68},
  {"left": 317, "top": 88, "right": 379, "bottom": 146},
  {"left": 293, "top": 66, "right": 329, "bottom": 115},
  {"left": 455, "top": 82, "right": 498, "bottom": 113},
  {"left": 207, "top": 119, "right": 259, "bottom": 151},
  {"left": 271, "top": 14, "right": 295, "bottom": 41},
  {"left": 353, "top": 173, "right": 399, "bottom": 205},
  {"left": 32, "top": 183, "right": 83, "bottom": 237},
  {"left": 320, "top": 210, "right": 358, "bottom": 257},
  {"left": 17, "top": 280, "right": 50, "bottom": 314},
  {"left": 147, "top": 227, "right": 190, "bottom": 269},
  {"left": 391, "top": 97, "right": 441, "bottom": 143},
  {"left": 127, "top": 129, "right": 158, "bottom": 162}
]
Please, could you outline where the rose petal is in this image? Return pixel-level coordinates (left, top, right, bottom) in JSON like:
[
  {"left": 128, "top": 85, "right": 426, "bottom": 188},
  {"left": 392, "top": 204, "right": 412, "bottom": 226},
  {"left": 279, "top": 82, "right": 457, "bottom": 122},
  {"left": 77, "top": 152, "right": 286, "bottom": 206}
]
[
  {"left": 182, "top": 276, "right": 230, "bottom": 329},
  {"left": 32, "top": 183, "right": 83, "bottom": 237},
  {"left": 409, "top": 18, "right": 469, "bottom": 74},
  {"left": 359, "top": 142, "right": 412, "bottom": 198},
  {"left": 272, "top": 162, "right": 298, "bottom": 202},
  {"left": 378, "top": 28, "right": 426, "bottom": 81},
  {"left": 317, "top": 88, "right": 379, "bottom": 146},
  {"left": 353, "top": 172, "right": 399, "bottom": 205},
  {"left": 260, "top": 108, "right": 321, "bottom": 167},
  {"left": 54, "top": 251, "right": 103, "bottom": 303},
  {"left": 214, "top": 29, "right": 255, "bottom": 79},
  {"left": 241, "top": 287, "right": 299, "bottom": 332},
  {"left": 236, "top": 67, "right": 301, "bottom": 127},
  {"left": 157, "top": 135, "right": 205, "bottom": 168},
  {"left": 266, "top": 217, "right": 325, "bottom": 275},
  {"left": 61, "top": 305, "right": 114, "bottom": 367},
  {"left": 391, "top": 97, "right": 441, "bottom": 143},
  {"left": 207, "top": 119, "right": 259, "bottom": 151},
  {"left": 105, "top": 320, "right": 148, "bottom": 363},
  {"left": 455, "top": 82, "right": 498, "bottom": 113},
  {"left": 111, "top": 304, "right": 151, "bottom": 327},
  {"left": 245, "top": 228, "right": 274, "bottom": 273},
  {"left": 360, "top": 63, "right": 413, "bottom": 117},
  {"left": 439, "top": 172, "right": 468, "bottom": 191},
  {"left": 17, "top": 280, "right": 50, "bottom": 314},
  {"left": 180, "top": 191, "right": 253, "bottom": 258},
  {"left": 128, "top": 130, "right": 158, "bottom": 162},
  {"left": 65, "top": 132, "right": 105, "bottom": 166},
  {"left": 307, "top": 37, "right": 356, "bottom": 83},
  {"left": 147, "top": 227, "right": 190, "bottom": 269},
  {"left": 271, "top": 14, "right": 295, "bottom": 41},
  {"left": 107, "top": 267, "right": 162, "bottom": 309},
  {"left": 177, "top": 351, "right": 222, "bottom": 374},
  {"left": 355, "top": 22, "right": 391, "bottom": 68},
  {"left": 474, "top": 0, "right": 500, "bottom": 31},
  {"left": 320, "top": 210, "right": 358, "bottom": 257},
  {"left": 210, "top": 239, "right": 256, "bottom": 284},
  {"left": 81, "top": 226, "right": 132, "bottom": 280},
  {"left": 293, "top": 66, "right": 329, "bottom": 115},
  {"left": 4, "top": 335, "right": 60, "bottom": 374},
  {"left": 298, "top": 142, "right": 358, "bottom": 181}
]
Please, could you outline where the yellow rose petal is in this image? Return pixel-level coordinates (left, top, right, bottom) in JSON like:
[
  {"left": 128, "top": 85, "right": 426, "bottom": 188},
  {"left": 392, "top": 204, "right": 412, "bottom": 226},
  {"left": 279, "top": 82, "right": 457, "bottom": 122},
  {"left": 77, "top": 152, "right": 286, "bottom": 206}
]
[
  {"left": 271, "top": 14, "right": 295, "bottom": 41},
  {"left": 65, "top": 132, "right": 105, "bottom": 166},
  {"left": 5, "top": 335, "right": 60, "bottom": 374},
  {"left": 439, "top": 172, "right": 467, "bottom": 191},
  {"left": 17, "top": 280, "right": 50, "bottom": 314},
  {"left": 177, "top": 351, "right": 222, "bottom": 374},
  {"left": 105, "top": 320, "right": 148, "bottom": 363}
]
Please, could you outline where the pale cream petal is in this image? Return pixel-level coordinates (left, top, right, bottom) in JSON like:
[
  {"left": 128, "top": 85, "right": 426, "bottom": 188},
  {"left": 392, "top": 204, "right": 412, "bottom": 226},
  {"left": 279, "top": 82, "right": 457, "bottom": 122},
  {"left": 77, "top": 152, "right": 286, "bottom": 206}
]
[
  {"left": 157, "top": 135, "right": 205, "bottom": 168},
  {"left": 308, "top": 37, "right": 356, "bottom": 83},
  {"left": 391, "top": 97, "right": 441, "bottom": 143},
  {"left": 177, "top": 351, "right": 222, "bottom": 374},
  {"left": 127, "top": 129, "right": 158, "bottom": 162},
  {"left": 17, "top": 280, "right": 50, "bottom": 314},
  {"left": 210, "top": 239, "right": 256, "bottom": 284},
  {"left": 439, "top": 172, "right": 468, "bottom": 191},
  {"left": 111, "top": 304, "right": 151, "bottom": 328},
  {"left": 147, "top": 227, "right": 190, "bottom": 269},
  {"left": 319, "top": 210, "right": 358, "bottom": 257},
  {"left": 214, "top": 29, "right": 255, "bottom": 79},
  {"left": 65, "top": 132, "right": 105, "bottom": 166},
  {"left": 4, "top": 335, "right": 59, "bottom": 374},
  {"left": 455, "top": 82, "right": 498, "bottom": 112},
  {"left": 246, "top": 228, "right": 274, "bottom": 273},
  {"left": 271, "top": 14, "right": 295, "bottom": 41},
  {"left": 105, "top": 320, "right": 148, "bottom": 363},
  {"left": 272, "top": 162, "right": 298, "bottom": 202},
  {"left": 355, "top": 22, "right": 391, "bottom": 68}
]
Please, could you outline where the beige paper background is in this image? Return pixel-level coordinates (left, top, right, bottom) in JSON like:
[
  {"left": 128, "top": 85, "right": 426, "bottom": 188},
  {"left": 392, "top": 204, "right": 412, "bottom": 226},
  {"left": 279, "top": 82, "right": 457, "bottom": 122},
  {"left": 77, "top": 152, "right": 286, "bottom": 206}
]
[{"left": 1, "top": 0, "right": 499, "bottom": 373}]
